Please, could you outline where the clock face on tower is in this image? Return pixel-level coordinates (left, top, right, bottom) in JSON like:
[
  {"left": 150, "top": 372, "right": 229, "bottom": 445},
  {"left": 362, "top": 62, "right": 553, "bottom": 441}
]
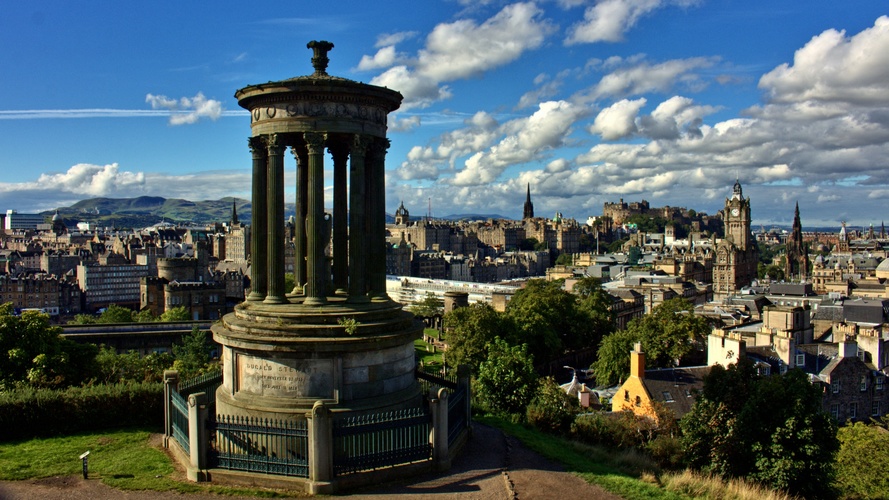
[{"left": 731, "top": 208, "right": 739, "bottom": 216}]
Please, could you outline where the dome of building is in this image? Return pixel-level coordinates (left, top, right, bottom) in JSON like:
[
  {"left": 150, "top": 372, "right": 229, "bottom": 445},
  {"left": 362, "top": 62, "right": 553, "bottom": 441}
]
[{"left": 875, "top": 257, "right": 889, "bottom": 279}]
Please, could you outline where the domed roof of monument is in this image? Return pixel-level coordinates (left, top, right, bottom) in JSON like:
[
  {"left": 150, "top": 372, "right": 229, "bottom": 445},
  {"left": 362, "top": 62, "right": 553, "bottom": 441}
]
[{"left": 235, "top": 40, "right": 402, "bottom": 112}]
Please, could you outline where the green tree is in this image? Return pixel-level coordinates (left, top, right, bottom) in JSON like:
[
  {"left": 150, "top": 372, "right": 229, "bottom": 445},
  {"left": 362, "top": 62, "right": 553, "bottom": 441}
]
[
  {"left": 506, "top": 279, "right": 577, "bottom": 359},
  {"left": 160, "top": 306, "right": 191, "bottom": 322},
  {"left": 442, "top": 302, "right": 511, "bottom": 373},
  {"left": 93, "top": 345, "right": 174, "bottom": 383},
  {"left": 133, "top": 309, "right": 157, "bottom": 322},
  {"left": 591, "top": 328, "right": 641, "bottom": 386},
  {"left": 96, "top": 304, "right": 134, "bottom": 324},
  {"left": 607, "top": 238, "right": 628, "bottom": 253},
  {"left": 835, "top": 420, "right": 889, "bottom": 498},
  {"left": 518, "top": 237, "right": 539, "bottom": 251},
  {"left": 554, "top": 253, "right": 573, "bottom": 266},
  {"left": 758, "top": 263, "right": 785, "bottom": 281},
  {"left": 172, "top": 326, "right": 214, "bottom": 379},
  {"left": 409, "top": 293, "right": 444, "bottom": 317},
  {"left": 681, "top": 359, "right": 838, "bottom": 499},
  {"left": 526, "top": 377, "right": 579, "bottom": 435},
  {"left": 573, "top": 277, "right": 616, "bottom": 345},
  {"left": 0, "top": 305, "right": 98, "bottom": 388},
  {"left": 69, "top": 313, "right": 96, "bottom": 325},
  {"left": 592, "top": 298, "right": 708, "bottom": 385},
  {"left": 475, "top": 337, "right": 538, "bottom": 417}
]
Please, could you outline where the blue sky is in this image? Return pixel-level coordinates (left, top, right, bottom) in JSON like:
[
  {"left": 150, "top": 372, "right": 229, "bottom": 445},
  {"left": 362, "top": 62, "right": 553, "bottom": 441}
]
[{"left": 1, "top": 1, "right": 888, "bottom": 228}]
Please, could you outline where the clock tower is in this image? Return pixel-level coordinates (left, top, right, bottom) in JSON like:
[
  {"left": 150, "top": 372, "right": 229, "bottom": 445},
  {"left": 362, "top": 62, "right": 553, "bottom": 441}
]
[
  {"left": 724, "top": 179, "right": 751, "bottom": 251},
  {"left": 713, "top": 180, "right": 758, "bottom": 298}
]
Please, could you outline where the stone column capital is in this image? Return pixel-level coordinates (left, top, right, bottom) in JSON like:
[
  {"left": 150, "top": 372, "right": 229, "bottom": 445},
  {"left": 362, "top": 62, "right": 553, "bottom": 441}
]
[
  {"left": 248, "top": 136, "right": 267, "bottom": 157},
  {"left": 350, "top": 134, "right": 372, "bottom": 156},
  {"left": 304, "top": 132, "right": 327, "bottom": 153},
  {"left": 266, "top": 133, "right": 285, "bottom": 154}
]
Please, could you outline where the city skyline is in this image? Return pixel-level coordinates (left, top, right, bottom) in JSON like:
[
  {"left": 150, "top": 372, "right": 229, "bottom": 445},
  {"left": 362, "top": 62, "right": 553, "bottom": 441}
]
[{"left": 1, "top": 1, "right": 888, "bottom": 227}]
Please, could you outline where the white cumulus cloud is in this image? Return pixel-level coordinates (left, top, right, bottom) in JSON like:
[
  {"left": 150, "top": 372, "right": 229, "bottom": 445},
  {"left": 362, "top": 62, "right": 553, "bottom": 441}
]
[{"left": 145, "top": 92, "right": 223, "bottom": 125}]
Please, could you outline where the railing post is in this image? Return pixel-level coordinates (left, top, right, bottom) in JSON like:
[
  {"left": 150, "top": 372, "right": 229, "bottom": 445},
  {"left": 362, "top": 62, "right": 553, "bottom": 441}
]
[
  {"left": 307, "top": 401, "right": 333, "bottom": 494},
  {"left": 457, "top": 364, "right": 471, "bottom": 432},
  {"left": 163, "top": 370, "right": 179, "bottom": 448},
  {"left": 430, "top": 388, "right": 450, "bottom": 470},
  {"left": 187, "top": 391, "right": 209, "bottom": 482}
]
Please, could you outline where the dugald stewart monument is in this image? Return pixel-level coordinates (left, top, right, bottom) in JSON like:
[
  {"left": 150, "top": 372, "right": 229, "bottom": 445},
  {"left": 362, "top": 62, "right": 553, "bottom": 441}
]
[
  {"left": 165, "top": 42, "right": 468, "bottom": 494},
  {"left": 213, "top": 41, "right": 424, "bottom": 420}
]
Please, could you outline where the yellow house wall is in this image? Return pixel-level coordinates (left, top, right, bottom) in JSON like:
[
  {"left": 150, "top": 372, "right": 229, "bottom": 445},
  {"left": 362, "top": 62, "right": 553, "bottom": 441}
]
[{"left": 612, "top": 376, "right": 654, "bottom": 417}]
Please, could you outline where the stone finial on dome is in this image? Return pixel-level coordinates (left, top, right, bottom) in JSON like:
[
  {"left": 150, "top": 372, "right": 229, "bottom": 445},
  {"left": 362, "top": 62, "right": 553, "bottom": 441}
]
[{"left": 307, "top": 40, "right": 334, "bottom": 76}]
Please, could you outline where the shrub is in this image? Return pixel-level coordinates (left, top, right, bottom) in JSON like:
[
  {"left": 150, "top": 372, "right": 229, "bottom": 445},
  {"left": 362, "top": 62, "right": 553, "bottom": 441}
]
[
  {"left": 526, "top": 377, "right": 578, "bottom": 435},
  {"left": 0, "top": 382, "right": 163, "bottom": 441},
  {"left": 646, "top": 434, "right": 684, "bottom": 469}
]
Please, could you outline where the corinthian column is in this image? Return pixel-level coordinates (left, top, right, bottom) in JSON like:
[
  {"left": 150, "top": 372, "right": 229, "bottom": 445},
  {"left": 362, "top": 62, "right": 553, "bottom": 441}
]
[
  {"left": 304, "top": 132, "right": 328, "bottom": 305},
  {"left": 264, "top": 134, "right": 286, "bottom": 304},
  {"left": 329, "top": 142, "right": 349, "bottom": 294},
  {"left": 367, "top": 139, "right": 390, "bottom": 299},
  {"left": 292, "top": 146, "right": 308, "bottom": 294},
  {"left": 247, "top": 136, "right": 267, "bottom": 301},
  {"left": 348, "top": 134, "right": 370, "bottom": 303}
]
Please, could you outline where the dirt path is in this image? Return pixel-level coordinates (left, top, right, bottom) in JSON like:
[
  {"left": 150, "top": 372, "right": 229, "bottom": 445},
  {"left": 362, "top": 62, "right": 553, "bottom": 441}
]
[{"left": 0, "top": 423, "right": 622, "bottom": 499}]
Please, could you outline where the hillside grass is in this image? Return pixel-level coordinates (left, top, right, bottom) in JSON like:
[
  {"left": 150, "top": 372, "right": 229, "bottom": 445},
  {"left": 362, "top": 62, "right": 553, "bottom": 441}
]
[
  {"left": 477, "top": 414, "right": 798, "bottom": 500},
  {"left": 415, "top": 328, "right": 445, "bottom": 369},
  {"left": 0, "top": 427, "right": 299, "bottom": 497}
]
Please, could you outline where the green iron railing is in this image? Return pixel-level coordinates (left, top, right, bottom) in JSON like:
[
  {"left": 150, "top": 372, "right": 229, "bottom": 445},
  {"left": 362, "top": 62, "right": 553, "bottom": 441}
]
[
  {"left": 179, "top": 369, "right": 222, "bottom": 397},
  {"left": 448, "top": 385, "right": 467, "bottom": 446},
  {"left": 209, "top": 415, "right": 309, "bottom": 478},
  {"left": 170, "top": 390, "right": 190, "bottom": 454},
  {"left": 333, "top": 407, "right": 432, "bottom": 476},
  {"left": 416, "top": 366, "right": 458, "bottom": 395}
]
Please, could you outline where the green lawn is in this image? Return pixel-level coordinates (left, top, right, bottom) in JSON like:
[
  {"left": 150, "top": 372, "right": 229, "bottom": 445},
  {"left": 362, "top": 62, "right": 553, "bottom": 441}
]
[
  {"left": 415, "top": 328, "right": 444, "bottom": 368},
  {"left": 0, "top": 428, "right": 297, "bottom": 497}
]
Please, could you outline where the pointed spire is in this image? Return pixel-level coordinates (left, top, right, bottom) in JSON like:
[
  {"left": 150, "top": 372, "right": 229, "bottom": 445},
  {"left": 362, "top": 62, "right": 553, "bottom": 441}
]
[
  {"left": 523, "top": 183, "right": 534, "bottom": 220},
  {"left": 231, "top": 199, "right": 239, "bottom": 225}
]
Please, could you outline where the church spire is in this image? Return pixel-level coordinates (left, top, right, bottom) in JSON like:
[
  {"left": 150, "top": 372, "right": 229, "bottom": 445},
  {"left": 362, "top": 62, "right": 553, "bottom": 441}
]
[
  {"left": 523, "top": 183, "right": 534, "bottom": 220},
  {"left": 231, "top": 199, "right": 239, "bottom": 225}
]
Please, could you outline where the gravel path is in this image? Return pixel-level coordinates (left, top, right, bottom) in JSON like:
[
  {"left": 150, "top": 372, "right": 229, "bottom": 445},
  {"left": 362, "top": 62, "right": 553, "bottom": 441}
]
[{"left": 0, "top": 423, "right": 622, "bottom": 499}]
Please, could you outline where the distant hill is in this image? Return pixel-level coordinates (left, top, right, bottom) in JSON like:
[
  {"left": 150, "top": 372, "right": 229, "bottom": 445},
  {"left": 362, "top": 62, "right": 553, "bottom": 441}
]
[
  {"left": 47, "top": 196, "right": 254, "bottom": 229},
  {"left": 44, "top": 197, "right": 514, "bottom": 229}
]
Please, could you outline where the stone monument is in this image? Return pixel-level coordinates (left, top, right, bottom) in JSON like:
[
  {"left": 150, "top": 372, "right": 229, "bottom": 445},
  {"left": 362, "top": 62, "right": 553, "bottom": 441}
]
[{"left": 212, "top": 41, "right": 423, "bottom": 420}]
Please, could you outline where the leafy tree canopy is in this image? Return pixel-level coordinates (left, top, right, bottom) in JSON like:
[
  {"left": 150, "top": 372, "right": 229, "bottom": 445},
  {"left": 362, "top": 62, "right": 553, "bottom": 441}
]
[
  {"left": 0, "top": 304, "right": 97, "bottom": 388},
  {"left": 160, "top": 306, "right": 191, "bottom": 322},
  {"left": 409, "top": 292, "right": 444, "bottom": 317},
  {"left": 835, "top": 419, "right": 889, "bottom": 498},
  {"left": 475, "top": 337, "right": 538, "bottom": 417},
  {"left": 172, "top": 326, "right": 215, "bottom": 379},
  {"left": 591, "top": 297, "right": 707, "bottom": 385},
  {"left": 442, "top": 302, "right": 512, "bottom": 373},
  {"left": 96, "top": 304, "right": 135, "bottom": 324},
  {"left": 681, "top": 358, "right": 838, "bottom": 498},
  {"left": 554, "top": 253, "right": 573, "bottom": 266}
]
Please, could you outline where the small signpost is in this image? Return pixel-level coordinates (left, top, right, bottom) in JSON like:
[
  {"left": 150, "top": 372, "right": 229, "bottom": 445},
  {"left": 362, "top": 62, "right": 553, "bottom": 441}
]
[{"left": 79, "top": 451, "right": 90, "bottom": 479}]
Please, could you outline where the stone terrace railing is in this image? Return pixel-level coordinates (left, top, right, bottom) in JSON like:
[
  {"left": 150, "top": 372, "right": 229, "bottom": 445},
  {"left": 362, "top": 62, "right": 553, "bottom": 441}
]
[{"left": 162, "top": 366, "right": 471, "bottom": 494}]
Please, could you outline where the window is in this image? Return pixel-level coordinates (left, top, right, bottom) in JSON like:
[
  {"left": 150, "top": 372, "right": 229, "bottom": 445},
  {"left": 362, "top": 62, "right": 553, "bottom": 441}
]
[
  {"left": 795, "top": 353, "right": 805, "bottom": 366},
  {"left": 635, "top": 396, "right": 641, "bottom": 407},
  {"left": 832, "top": 381, "right": 841, "bottom": 394},
  {"left": 830, "top": 404, "right": 839, "bottom": 420},
  {"left": 861, "top": 376, "right": 868, "bottom": 392},
  {"left": 662, "top": 391, "right": 674, "bottom": 403},
  {"left": 878, "top": 376, "right": 884, "bottom": 391},
  {"left": 624, "top": 390, "right": 629, "bottom": 402},
  {"left": 872, "top": 401, "right": 881, "bottom": 417},
  {"left": 850, "top": 402, "right": 858, "bottom": 419}
]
